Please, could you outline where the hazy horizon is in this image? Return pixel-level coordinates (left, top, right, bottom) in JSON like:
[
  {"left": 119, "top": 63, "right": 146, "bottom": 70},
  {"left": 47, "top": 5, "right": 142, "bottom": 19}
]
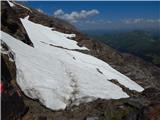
[{"left": 26, "top": 1, "right": 160, "bottom": 32}]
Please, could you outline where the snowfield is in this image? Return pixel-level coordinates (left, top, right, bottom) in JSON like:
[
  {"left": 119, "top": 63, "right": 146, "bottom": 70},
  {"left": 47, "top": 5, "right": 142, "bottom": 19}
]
[
  {"left": 1, "top": 17, "right": 144, "bottom": 110},
  {"left": 20, "top": 16, "right": 87, "bottom": 50}
]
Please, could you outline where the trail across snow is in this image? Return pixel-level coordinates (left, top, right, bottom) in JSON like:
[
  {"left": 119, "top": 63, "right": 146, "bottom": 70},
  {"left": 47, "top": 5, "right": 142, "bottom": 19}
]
[{"left": 1, "top": 17, "right": 144, "bottom": 110}]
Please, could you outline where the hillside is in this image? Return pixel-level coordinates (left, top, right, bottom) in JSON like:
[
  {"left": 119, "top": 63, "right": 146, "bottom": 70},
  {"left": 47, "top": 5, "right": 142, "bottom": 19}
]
[
  {"left": 93, "top": 30, "right": 160, "bottom": 67},
  {"left": 1, "top": 1, "right": 160, "bottom": 120}
]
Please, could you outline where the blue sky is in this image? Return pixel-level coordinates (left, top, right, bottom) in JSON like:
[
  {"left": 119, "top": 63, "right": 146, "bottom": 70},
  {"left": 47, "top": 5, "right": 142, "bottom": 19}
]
[{"left": 26, "top": 1, "right": 160, "bottom": 32}]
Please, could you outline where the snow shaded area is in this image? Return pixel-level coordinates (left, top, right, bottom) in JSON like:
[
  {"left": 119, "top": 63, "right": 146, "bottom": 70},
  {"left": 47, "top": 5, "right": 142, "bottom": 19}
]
[
  {"left": 20, "top": 17, "right": 87, "bottom": 50},
  {"left": 7, "top": 0, "right": 15, "bottom": 7},
  {"left": 1, "top": 18, "right": 144, "bottom": 110}
]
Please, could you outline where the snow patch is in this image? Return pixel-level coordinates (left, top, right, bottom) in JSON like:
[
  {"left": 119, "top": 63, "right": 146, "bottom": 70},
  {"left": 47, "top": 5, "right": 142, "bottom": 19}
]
[
  {"left": 24, "top": 15, "right": 29, "bottom": 20},
  {"left": 7, "top": 0, "right": 15, "bottom": 7},
  {"left": 20, "top": 18, "right": 88, "bottom": 50},
  {"left": 68, "top": 51, "right": 144, "bottom": 92}
]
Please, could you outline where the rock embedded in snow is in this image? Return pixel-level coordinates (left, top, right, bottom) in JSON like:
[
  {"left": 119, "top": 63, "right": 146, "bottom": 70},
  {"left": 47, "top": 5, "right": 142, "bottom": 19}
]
[{"left": 1, "top": 18, "right": 144, "bottom": 110}]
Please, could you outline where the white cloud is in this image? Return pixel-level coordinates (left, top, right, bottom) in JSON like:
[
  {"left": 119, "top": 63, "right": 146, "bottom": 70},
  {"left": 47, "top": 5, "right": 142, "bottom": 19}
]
[
  {"left": 122, "top": 18, "right": 160, "bottom": 24},
  {"left": 133, "top": 18, "right": 144, "bottom": 23},
  {"left": 85, "top": 19, "right": 112, "bottom": 24},
  {"left": 54, "top": 9, "right": 64, "bottom": 16},
  {"left": 54, "top": 9, "right": 100, "bottom": 23},
  {"left": 85, "top": 20, "right": 96, "bottom": 24},
  {"left": 101, "top": 20, "right": 112, "bottom": 24},
  {"left": 37, "top": 8, "right": 44, "bottom": 13}
]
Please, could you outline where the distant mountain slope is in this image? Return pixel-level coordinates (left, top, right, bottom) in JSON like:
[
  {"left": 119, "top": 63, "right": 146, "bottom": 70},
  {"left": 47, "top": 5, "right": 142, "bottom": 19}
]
[{"left": 94, "top": 30, "right": 160, "bottom": 67}]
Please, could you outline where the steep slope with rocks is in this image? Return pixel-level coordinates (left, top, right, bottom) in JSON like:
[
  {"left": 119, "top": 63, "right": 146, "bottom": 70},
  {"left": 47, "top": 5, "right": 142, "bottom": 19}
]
[{"left": 1, "top": 1, "right": 160, "bottom": 120}]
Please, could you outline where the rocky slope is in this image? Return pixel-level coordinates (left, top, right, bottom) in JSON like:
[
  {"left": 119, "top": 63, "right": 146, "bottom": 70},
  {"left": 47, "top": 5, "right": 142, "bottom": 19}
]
[{"left": 1, "top": 1, "right": 160, "bottom": 120}]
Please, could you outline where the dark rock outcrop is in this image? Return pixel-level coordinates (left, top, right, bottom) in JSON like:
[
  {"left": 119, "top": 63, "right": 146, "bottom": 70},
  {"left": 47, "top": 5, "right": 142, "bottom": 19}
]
[
  {"left": 124, "top": 103, "right": 160, "bottom": 120},
  {"left": 1, "top": 42, "right": 28, "bottom": 120},
  {"left": 1, "top": 1, "right": 33, "bottom": 46}
]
